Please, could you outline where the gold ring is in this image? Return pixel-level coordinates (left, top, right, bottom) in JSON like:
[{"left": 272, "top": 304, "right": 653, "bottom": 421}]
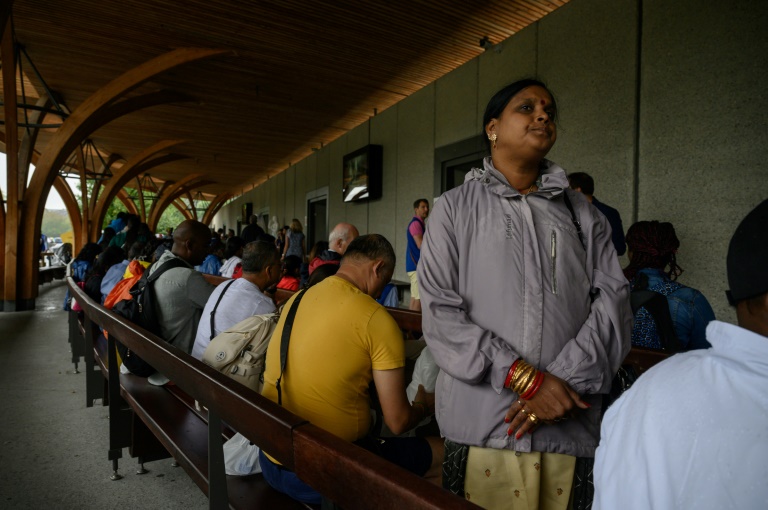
[
  {"left": 520, "top": 408, "right": 528, "bottom": 416},
  {"left": 517, "top": 400, "right": 525, "bottom": 408},
  {"left": 528, "top": 413, "right": 539, "bottom": 424}
]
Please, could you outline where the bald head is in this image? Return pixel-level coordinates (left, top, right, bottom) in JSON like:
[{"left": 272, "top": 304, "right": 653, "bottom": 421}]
[
  {"left": 328, "top": 222, "right": 359, "bottom": 255},
  {"left": 172, "top": 220, "right": 211, "bottom": 266}
]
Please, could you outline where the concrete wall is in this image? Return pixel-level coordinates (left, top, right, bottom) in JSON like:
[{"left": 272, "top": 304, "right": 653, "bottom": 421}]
[{"left": 214, "top": 0, "right": 768, "bottom": 321}]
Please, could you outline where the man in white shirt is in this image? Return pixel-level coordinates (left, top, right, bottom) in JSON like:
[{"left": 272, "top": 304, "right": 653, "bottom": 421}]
[
  {"left": 593, "top": 199, "right": 768, "bottom": 510},
  {"left": 191, "top": 241, "right": 282, "bottom": 360}
]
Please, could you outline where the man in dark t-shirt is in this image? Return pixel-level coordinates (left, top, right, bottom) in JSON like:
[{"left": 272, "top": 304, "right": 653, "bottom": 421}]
[
  {"left": 568, "top": 172, "right": 626, "bottom": 256},
  {"left": 241, "top": 214, "right": 265, "bottom": 243}
]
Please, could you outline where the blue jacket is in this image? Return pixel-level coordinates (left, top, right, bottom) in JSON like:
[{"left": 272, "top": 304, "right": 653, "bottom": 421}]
[
  {"left": 630, "top": 268, "right": 715, "bottom": 350},
  {"left": 196, "top": 254, "right": 223, "bottom": 276},
  {"left": 592, "top": 197, "right": 625, "bottom": 256}
]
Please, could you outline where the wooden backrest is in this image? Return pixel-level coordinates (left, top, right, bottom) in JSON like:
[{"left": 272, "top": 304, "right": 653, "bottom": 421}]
[
  {"left": 269, "top": 288, "right": 669, "bottom": 371},
  {"left": 67, "top": 278, "right": 476, "bottom": 509}
]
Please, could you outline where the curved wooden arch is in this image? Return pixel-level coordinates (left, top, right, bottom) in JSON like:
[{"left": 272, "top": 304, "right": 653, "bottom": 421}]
[
  {"left": 172, "top": 199, "right": 194, "bottom": 220},
  {"left": 146, "top": 173, "right": 203, "bottom": 230},
  {"left": 0, "top": 186, "right": 5, "bottom": 290},
  {"left": 19, "top": 48, "right": 226, "bottom": 300},
  {"left": 184, "top": 191, "right": 197, "bottom": 221},
  {"left": 148, "top": 180, "right": 213, "bottom": 232},
  {"left": 91, "top": 139, "right": 187, "bottom": 238},
  {"left": 115, "top": 189, "right": 140, "bottom": 216},
  {"left": 201, "top": 193, "right": 233, "bottom": 226},
  {"left": 88, "top": 152, "right": 124, "bottom": 217}
]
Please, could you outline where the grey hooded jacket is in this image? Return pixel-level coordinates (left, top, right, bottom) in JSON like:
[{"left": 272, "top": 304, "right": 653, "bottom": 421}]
[{"left": 419, "top": 157, "right": 631, "bottom": 458}]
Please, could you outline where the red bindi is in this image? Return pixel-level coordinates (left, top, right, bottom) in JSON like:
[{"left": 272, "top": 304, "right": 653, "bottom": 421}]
[{"left": 540, "top": 99, "right": 546, "bottom": 105}]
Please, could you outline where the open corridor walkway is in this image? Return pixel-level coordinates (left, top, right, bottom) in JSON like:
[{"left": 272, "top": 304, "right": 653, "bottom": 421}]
[{"left": 0, "top": 280, "right": 207, "bottom": 509}]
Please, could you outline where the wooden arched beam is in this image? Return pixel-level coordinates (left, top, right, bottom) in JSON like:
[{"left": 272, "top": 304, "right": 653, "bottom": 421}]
[
  {"left": 201, "top": 193, "right": 233, "bottom": 226},
  {"left": 88, "top": 152, "right": 124, "bottom": 217},
  {"left": 19, "top": 47, "right": 226, "bottom": 299},
  {"left": 0, "top": 186, "right": 5, "bottom": 290},
  {"left": 18, "top": 96, "right": 53, "bottom": 196},
  {"left": 135, "top": 175, "right": 148, "bottom": 222},
  {"left": 184, "top": 191, "right": 200, "bottom": 221},
  {"left": 115, "top": 189, "right": 139, "bottom": 217},
  {"left": 172, "top": 199, "right": 194, "bottom": 220},
  {"left": 91, "top": 139, "right": 187, "bottom": 238},
  {"left": 0, "top": 4, "right": 12, "bottom": 45},
  {"left": 1, "top": 94, "right": 49, "bottom": 296},
  {"left": 52, "top": 176, "right": 83, "bottom": 254},
  {"left": 147, "top": 173, "right": 203, "bottom": 229},
  {"left": 148, "top": 179, "right": 213, "bottom": 232}
]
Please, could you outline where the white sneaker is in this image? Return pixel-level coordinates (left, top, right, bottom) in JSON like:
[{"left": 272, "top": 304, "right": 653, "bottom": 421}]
[{"left": 148, "top": 372, "right": 170, "bottom": 386}]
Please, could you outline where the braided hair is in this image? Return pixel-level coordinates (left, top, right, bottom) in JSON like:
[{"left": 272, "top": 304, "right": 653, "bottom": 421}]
[{"left": 623, "top": 221, "right": 684, "bottom": 282}]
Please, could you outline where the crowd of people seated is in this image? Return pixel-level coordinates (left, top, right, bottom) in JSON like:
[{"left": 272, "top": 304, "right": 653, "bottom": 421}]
[{"left": 71, "top": 80, "right": 765, "bottom": 510}]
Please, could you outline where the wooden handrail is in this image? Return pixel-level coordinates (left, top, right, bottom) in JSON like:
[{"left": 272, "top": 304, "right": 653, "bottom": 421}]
[{"left": 67, "top": 277, "right": 476, "bottom": 510}]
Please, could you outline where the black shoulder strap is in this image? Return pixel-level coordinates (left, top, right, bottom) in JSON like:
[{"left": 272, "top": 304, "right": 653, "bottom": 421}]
[
  {"left": 146, "top": 257, "right": 187, "bottom": 284},
  {"left": 562, "top": 191, "right": 586, "bottom": 249},
  {"left": 630, "top": 273, "right": 683, "bottom": 353},
  {"left": 275, "top": 289, "right": 308, "bottom": 406},
  {"left": 210, "top": 280, "right": 236, "bottom": 340}
]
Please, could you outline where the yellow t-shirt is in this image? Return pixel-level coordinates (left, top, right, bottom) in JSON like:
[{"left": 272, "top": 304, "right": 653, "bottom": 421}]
[{"left": 261, "top": 276, "right": 404, "bottom": 444}]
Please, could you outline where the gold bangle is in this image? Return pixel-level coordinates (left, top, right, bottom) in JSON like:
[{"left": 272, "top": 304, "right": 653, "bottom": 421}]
[
  {"left": 513, "top": 366, "right": 536, "bottom": 394},
  {"left": 512, "top": 366, "right": 534, "bottom": 394},
  {"left": 513, "top": 365, "right": 539, "bottom": 396},
  {"left": 520, "top": 370, "right": 539, "bottom": 396}
]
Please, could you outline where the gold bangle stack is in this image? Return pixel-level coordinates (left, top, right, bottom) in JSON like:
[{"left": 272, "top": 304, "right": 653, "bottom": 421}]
[{"left": 510, "top": 360, "right": 540, "bottom": 396}]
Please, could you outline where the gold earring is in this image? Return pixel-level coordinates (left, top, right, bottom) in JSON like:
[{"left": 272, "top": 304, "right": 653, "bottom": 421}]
[{"left": 488, "top": 133, "right": 497, "bottom": 149}]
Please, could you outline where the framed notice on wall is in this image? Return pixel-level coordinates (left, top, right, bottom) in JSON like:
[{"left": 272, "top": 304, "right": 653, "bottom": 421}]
[{"left": 342, "top": 144, "right": 382, "bottom": 203}]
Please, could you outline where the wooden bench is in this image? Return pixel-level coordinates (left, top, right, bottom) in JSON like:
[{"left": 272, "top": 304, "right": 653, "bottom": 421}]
[
  {"left": 71, "top": 290, "right": 311, "bottom": 508},
  {"left": 68, "top": 278, "right": 475, "bottom": 510},
  {"left": 39, "top": 264, "right": 66, "bottom": 284}
]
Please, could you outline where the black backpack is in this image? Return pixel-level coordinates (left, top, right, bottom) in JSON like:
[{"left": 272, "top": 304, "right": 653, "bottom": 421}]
[
  {"left": 111, "top": 258, "right": 187, "bottom": 377},
  {"left": 630, "top": 272, "right": 682, "bottom": 353}
]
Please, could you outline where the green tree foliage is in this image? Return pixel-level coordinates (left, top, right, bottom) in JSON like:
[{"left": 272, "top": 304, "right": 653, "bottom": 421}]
[
  {"left": 157, "top": 206, "right": 186, "bottom": 234},
  {"left": 104, "top": 199, "right": 129, "bottom": 228},
  {"left": 70, "top": 179, "right": 190, "bottom": 235}
]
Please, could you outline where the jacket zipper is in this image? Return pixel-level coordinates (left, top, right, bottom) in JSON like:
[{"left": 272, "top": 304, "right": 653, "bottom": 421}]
[{"left": 551, "top": 230, "right": 557, "bottom": 294}]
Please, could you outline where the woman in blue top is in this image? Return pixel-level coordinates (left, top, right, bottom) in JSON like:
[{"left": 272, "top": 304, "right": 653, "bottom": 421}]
[
  {"left": 282, "top": 218, "right": 305, "bottom": 261},
  {"left": 624, "top": 220, "right": 715, "bottom": 350}
]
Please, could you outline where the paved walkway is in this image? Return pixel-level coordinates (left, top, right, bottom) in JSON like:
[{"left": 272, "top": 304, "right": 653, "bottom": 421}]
[{"left": 0, "top": 280, "right": 207, "bottom": 509}]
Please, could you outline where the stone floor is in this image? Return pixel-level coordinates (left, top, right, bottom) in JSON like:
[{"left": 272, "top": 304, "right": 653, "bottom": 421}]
[{"left": 0, "top": 280, "right": 208, "bottom": 509}]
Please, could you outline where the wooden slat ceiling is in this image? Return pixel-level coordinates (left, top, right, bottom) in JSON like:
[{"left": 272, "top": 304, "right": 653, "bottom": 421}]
[{"left": 6, "top": 0, "right": 569, "bottom": 199}]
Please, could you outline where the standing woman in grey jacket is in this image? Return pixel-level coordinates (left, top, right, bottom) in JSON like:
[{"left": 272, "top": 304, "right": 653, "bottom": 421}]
[{"left": 418, "top": 79, "right": 632, "bottom": 509}]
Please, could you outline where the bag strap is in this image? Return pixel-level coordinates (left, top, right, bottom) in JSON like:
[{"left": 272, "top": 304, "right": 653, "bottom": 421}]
[
  {"left": 146, "top": 257, "right": 187, "bottom": 284},
  {"left": 210, "top": 280, "right": 236, "bottom": 341},
  {"left": 275, "top": 289, "right": 308, "bottom": 406},
  {"left": 630, "top": 272, "right": 683, "bottom": 353},
  {"left": 562, "top": 191, "right": 586, "bottom": 249}
]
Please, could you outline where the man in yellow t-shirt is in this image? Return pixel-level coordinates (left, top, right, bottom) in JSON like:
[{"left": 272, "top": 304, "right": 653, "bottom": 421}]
[{"left": 260, "top": 234, "right": 438, "bottom": 505}]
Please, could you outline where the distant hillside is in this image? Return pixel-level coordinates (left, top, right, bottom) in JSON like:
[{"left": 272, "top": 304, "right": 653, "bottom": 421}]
[{"left": 42, "top": 209, "right": 72, "bottom": 238}]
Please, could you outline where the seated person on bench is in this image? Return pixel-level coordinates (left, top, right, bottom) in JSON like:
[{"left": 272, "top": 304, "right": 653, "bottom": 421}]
[
  {"left": 150, "top": 220, "right": 216, "bottom": 356},
  {"left": 623, "top": 220, "right": 715, "bottom": 351},
  {"left": 260, "top": 234, "right": 441, "bottom": 505},
  {"left": 276, "top": 255, "right": 302, "bottom": 292},
  {"left": 191, "top": 241, "right": 282, "bottom": 360}
]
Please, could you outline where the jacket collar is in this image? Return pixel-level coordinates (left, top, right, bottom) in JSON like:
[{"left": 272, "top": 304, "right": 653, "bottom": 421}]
[{"left": 464, "top": 156, "right": 569, "bottom": 199}]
